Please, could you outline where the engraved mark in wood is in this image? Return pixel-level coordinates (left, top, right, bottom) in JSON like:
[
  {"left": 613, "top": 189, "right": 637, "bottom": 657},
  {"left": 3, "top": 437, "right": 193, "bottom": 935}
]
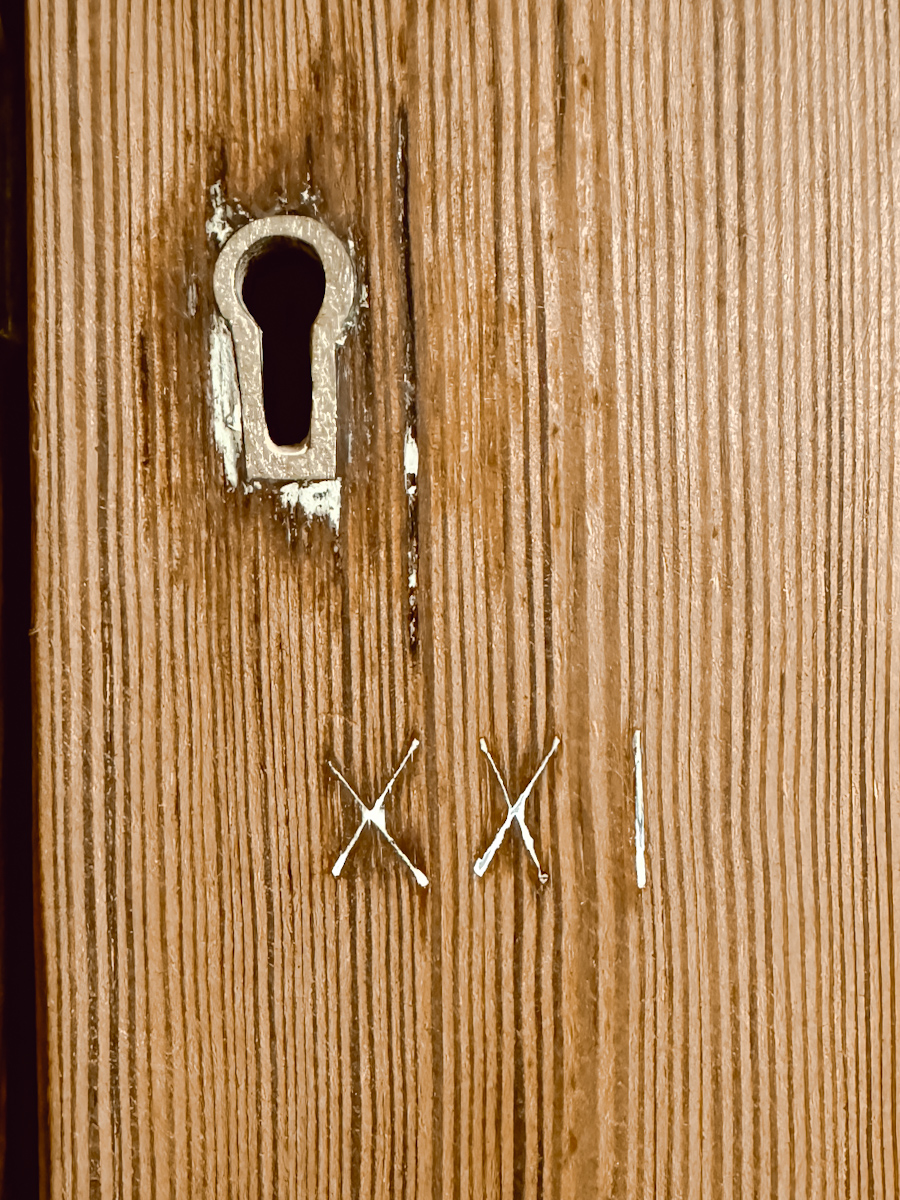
[
  {"left": 633, "top": 729, "right": 647, "bottom": 889},
  {"left": 474, "top": 737, "right": 560, "bottom": 883},
  {"left": 329, "top": 739, "right": 427, "bottom": 887}
]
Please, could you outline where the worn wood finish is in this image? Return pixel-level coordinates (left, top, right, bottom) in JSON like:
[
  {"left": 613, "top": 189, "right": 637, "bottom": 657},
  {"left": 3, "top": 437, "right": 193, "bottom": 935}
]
[
  {"left": 611, "top": 0, "right": 900, "bottom": 1194},
  {"left": 29, "top": 0, "right": 900, "bottom": 1196}
]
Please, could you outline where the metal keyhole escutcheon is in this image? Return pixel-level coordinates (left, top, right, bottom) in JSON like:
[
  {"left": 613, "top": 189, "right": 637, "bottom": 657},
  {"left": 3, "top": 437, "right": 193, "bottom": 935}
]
[{"left": 213, "top": 215, "right": 355, "bottom": 483}]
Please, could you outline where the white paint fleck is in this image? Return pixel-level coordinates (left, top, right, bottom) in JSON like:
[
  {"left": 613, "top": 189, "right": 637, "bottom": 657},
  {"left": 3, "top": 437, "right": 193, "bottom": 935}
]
[
  {"left": 187, "top": 279, "right": 198, "bottom": 316},
  {"left": 298, "top": 176, "right": 320, "bottom": 210},
  {"left": 404, "top": 417, "right": 419, "bottom": 650},
  {"left": 334, "top": 230, "right": 366, "bottom": 347},
  {"left": 279, "top": 479, "right": 342, "bottom": 533},
  {"left": 633, "top": 730, "right": 647, "bottom": 889},
  {"left": 404, "top": 425, "right": 419, "bottom": 493},
  {"left": 208, "top": 314, "right": 242, "bottom": 489},
  {"left": 206, "top": 180, "right": 236, "bottom": 248}
]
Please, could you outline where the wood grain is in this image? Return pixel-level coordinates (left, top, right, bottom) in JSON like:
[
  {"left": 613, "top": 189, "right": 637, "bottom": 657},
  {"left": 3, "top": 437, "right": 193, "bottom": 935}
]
[{"left": 28, "top": 0, "right": 900, "bottom": 1196}]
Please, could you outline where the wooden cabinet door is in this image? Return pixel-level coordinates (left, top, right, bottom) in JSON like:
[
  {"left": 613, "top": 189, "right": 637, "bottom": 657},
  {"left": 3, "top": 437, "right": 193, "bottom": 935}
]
[{"left": 29, "top": 0, "right": 900, "bottom": 1196}]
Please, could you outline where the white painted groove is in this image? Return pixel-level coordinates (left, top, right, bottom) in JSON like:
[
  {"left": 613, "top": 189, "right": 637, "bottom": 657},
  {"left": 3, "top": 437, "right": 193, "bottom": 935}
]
[
  {"left": 474, "top": 737, "right": 560, "bottom": 882},
  {"left": 329, "top": 739, "right": 428, "bottom": 887},
  {"left": 633, "top": 730, "right": 647, "bottom": 889}
]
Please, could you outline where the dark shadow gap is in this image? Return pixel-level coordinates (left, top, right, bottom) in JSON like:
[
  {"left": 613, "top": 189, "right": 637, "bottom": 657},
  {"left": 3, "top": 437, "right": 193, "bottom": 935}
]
[
  {"left": 240, "top": 237, "right": 326, "bottom": 447},
  {"left": 0, "top": 0, "right": 40, "bottom": 1195}
]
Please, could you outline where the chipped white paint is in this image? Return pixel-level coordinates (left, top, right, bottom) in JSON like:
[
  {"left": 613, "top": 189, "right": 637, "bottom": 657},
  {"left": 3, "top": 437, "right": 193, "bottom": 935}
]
[
  {"left": 206, "top": 180, "right": 236, "bottom": 248},
  {"left": 330, "top": 739, "right": 427, "bottom": 887},
  {"left": 278, "top": 479, "right": 342, "bottom": 533},
  {"left": 206, "top": 180, "right": 244, "bottom": 488},
  {"left": 208, "top": 314, "right": 242, "bottom": 489},
  {"left": 404, "top": 422, "right": 419, "bottom": 634},
  {"left": 404, "top": 424, "right": 419, "bottom": 488},
  {"left": 474, "top": 737, "right": 560, "bottom": 882},
  {"left": 633, "top": 730, "right": 647, "bottom": 889},
  {"left": 335, "top": 232, "right": 366, "bottom": 347},
  {"left": 404, "top": 428, "right": 419, "bottom": 487},
  {"left": 187, "top": 279, "right": 198, "bottom": 317}
]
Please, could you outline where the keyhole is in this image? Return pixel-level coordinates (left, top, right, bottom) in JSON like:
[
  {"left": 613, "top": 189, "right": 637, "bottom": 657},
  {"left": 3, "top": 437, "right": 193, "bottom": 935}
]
[{"left": 240, "top": 237, "right": 327, "bottom": 447}]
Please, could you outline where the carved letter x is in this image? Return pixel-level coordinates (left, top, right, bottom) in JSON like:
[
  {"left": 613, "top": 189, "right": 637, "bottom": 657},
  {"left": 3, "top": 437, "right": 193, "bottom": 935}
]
[
  {"left": 329, "top": 739, "right": 428, "bottom": 888},
  {"left": 474, "top": 737, "right": 560, "bottom": 882}
]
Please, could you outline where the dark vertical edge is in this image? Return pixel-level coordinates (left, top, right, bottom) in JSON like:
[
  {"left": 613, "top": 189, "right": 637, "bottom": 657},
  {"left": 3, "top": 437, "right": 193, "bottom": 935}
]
[
  {"left": 396, "top": 104, "right": 419, "bottom": 658},
  {"left": 0, "top": 0, "right": 39, "bottom": 1195}
]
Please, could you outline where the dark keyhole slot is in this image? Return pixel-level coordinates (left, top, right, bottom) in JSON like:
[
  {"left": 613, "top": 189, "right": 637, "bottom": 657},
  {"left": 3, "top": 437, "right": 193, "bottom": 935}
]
[{"left": 240, "top": 237, "right": 327, "bottom": 447}]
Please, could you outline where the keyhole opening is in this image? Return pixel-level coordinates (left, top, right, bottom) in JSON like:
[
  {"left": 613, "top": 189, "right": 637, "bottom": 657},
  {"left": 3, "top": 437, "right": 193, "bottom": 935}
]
[{"left": 240, "top": 237, "right": 327, "bottom": 447}]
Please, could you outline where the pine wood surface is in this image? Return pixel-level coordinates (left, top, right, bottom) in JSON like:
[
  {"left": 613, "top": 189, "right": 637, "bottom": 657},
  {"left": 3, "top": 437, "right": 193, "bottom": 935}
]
[{"left": 28, "top": 0, "right": 900, "bottom": 1196}]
